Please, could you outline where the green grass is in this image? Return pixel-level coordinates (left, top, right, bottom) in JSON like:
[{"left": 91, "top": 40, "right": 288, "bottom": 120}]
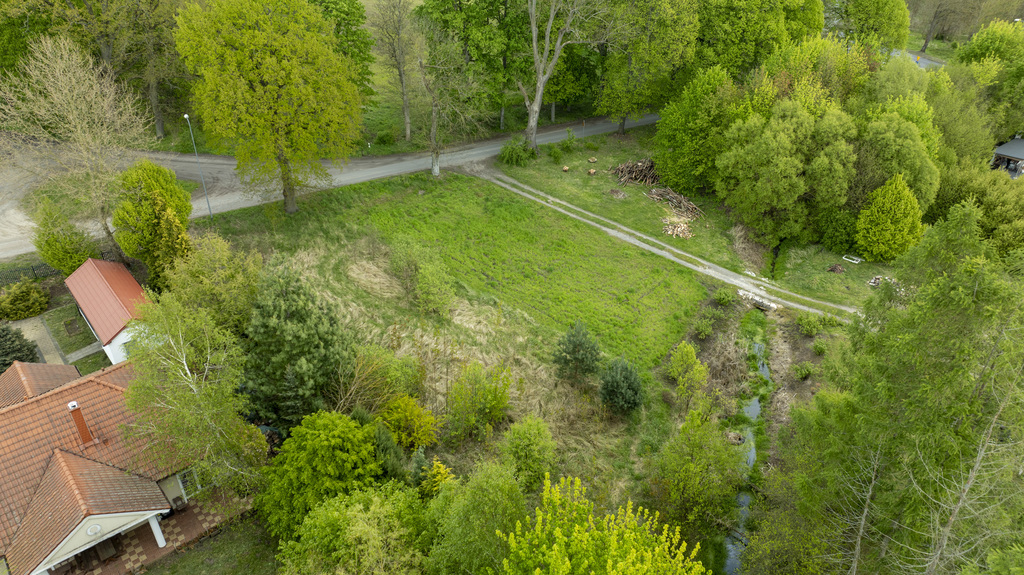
[
  {"left": 907, "top": 29, "right": 958, "bottom": 63},
  {"left": 145, "top": 516, "right": 278, "bottom": 575},
  {"left": 772, "top": 243, "right": 890, "bottom": 307},
  {"left": 499, "top": 128, "right": 747, "bottom": 274},
  {"left": 210, "top": 172, "right": 705, "bottom": 369},
  {"left": 41, "top": 304, "right": 98, "bottom": 354},
  {"left": 71, "top": 351, "right": 111, "bottom": 375}
]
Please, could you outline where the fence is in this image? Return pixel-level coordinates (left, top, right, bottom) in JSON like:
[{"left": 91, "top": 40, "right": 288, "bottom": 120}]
[{"left": 0, "top": 251, "right": 119, "bottom": 288}]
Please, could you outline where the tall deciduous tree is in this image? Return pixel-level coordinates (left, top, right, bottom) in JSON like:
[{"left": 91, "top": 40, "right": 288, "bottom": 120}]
[
  {"left": 124, "top": 294, "right": 267, "bottom": 499},
  {"left": 307, "top": 0, "right": 375, "bottom": 97},
  {"left": 0, "top": 36, "right": 150, "bottom": 250},
  {"left": 32, "top": 199, "right": 101, "bottom": 276},
  {"left": 825, "top": 0, "right": 909, "bottom": 52},
  {"left": 955, "top": 20, "right": 1024, "bottom": 141},
  {"left": 369, "top": 0, "right": 416, "bottom": 142},
  {"left": 175, "top": 0, "right": 362, "bottom": 214},
  {"left": 112, "top": 160, "right": 193, "bottom": 290},
  {"left": 243, "top": 265, "right": 355, "bottom": 431},
  {"left": 689, "top": 0, "right": 806, "bottom": 77},
  {"left": 597, "top": 0, "right": 697, "bottom": 133}
]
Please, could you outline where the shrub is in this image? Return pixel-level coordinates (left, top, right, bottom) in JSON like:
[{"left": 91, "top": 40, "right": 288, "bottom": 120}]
[
  {"left": 700, "top": 306, "right": 725, "bottom": 321},
  {"left": 380, "top": 394, "right": 439, "bottom": 450},
  {"left": 375, "top": 423, "right": 407, "bottom": 482},
  {"left": 818, "top": 207, "right": 856, "bottom": 254},
  {"left": 32, "top": 200, "right": 100, "bottom": 276},
  {"left": 856, "top": 173, "right": 924, "bottom": 262},
  {"left": 409, "top": 447, "right": 428, "bottom": 488},
  {"left": 713, "top": 287, "right": 737, "bottom": 306},
  {"left": 600, "top": 358, "right": 643, "bottom": 414},
  {"left": 694, "top": 318, "right": 714, "bottom": 340},
  {"left": 820, "top": 314, "right": 842, "bottom": 328},
  {"left": 552, "top": 320, "right": 601, "bottom": 382},
  {"left": 419, "top": 456, "right": 456, "bottom": 498},
  {"left": 546, "top": 144, "right": 563, "bottom": 164},
  {"left": 559, "top": 128, "right": 577, "bottom": 152},
  {"left": 446, "top": 362, "right": 512, "bottom": 443},
  {"left": 374, "top": 130, "right": 397, "bottom": 146},
  {"left": 0, "top": 323, "right": 37, "bottom": 371},
  {"left": 796, "top": 312, "right": 821, "bottom": 337},
  {"left": 415, "top": 260, "right": 455, "bottom": 316},
  {"left": 0, "top": 281, "right": 49, "bottom": 321},
  {"left": 498, "top": 136, "right": 536, "bottom": 167},
  {"left": 793, "top": 361, "right": 816, "bottom": 380},
  {"left": 501, "top": 415, "right": 556, "bottom": 491},
  {"left": 669, "top": 342, "right": 708, "bottom": 412},
  {"left": 584, "top": 141, "right": 600, "bottom": 151},
  {"left": 812, "top": 338, "right": 827, "bottom": 356}
]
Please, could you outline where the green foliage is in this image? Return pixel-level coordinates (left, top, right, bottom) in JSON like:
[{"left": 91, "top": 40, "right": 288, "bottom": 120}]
[
  {"left": 374, "top": 423, "right": 407, "bottom": 482},
  {"left": 817, "top": 207, "right": 856, "bottom": 254},
  {"left": 445, "top": 361, "right": 512, "bottom": 443},
  {"left": 796, "top": 312, "right": 821, "bottom": 336},
  {"left": 669, "top": 342, "right": 708, "bottom": 412},
  {"left": 164, "top": 233, "right": 263, "bottom": 336},
  {"left": 960, "top": 544, "right": 1024, "bottom": 575},
  {"left": 655, "top": 66, "right": 739, "bottom": 193},
  {"left": 500, "top": 415, "right": 556, "bottom": 492},
  {"left": 357, "top": 344, "right": 426, "bottom": 399},
  {"left": 956, "top": 20, "right": 1024, "bottom": 140},
  {"left": 379, "top": 394, "right": 439, "bottom": 450},
  {"left": 125, "top": 294, "right": 266, "bottom": 498},
  {"left": 812, "top": 338, "right": 827, "bottom": 356},
  {"left": 427, "top": 463, "right": 526, "bottom": 575},
  {"left": 419, "top": 457, "right": 455, "bottom": 499},
  {"left": 792, "top": 361, "right": 815, "bottom": 380},
  {"left": 713, "top": 287, "right": 736, "bottom": 306},
  {"left": 693, "top": 318, "right": 714, "bottom": 340},
  {"left": 499, "top": 136, "right": 537, "bottom": 167},
  {"left": 409, "top": 448, "right": 429, "bottom": 490},
  {"left": 841, "top": 0, "right": 909, "bottom": 52},
  {"left": 502, "top": 476, "right": 707, "bottom": 575},
  {"left": 600, "top": 358, "right": 643, "bottom": 414},
  {"left": 113, "top": 160, "right": 193, "bottom": 290},
  {"left": 243, "top": 265, "right": 355, "bottom": 431},
  {"left": 651, "top": 411, "right": 744, "bottom": 535},
  {"left": 175, "top": 0, "right": 362, "bottom": 213},
  {"left": 855, "top": 173, "right": 924, "bottom": 262},
  {"left": 553, "top": 320, "right": 601, "bottom": 382},
  {"left": 278, "top": 482, "right": 426, "bottom": 575},
  {"left": 305, "top": 0, "right": 374, "bottom": 97},
  {"left": 257, "top": 411, "right": 380, "bottom": 540},
  {"left": 853, "top": 107, "right": 940, "bottom": 214},
  {"left": 546, "top": 144, "right": 564, "bottom": 165},
  {"left": 0, "top": 323, "right": 37, "bottom": 371},
  {"left": 0, "top": 280, "right": 49, "bottom": 321},
  {"left": 559, "top": 129, "right": 577, "bottom": 153},
  {"left": 389, "top": 237, "right": 455, "bottom": 317},
  {"left": 31, "top": 200, "right": 100, "bottom": 276},
  {"left": 689, "top": 0, "right": 797, "bottom": 76}
]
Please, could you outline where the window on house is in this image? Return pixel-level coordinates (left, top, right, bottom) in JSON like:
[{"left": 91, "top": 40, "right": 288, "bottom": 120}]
[{"left": 179, "top": 469, "right": 201, "bottom": 501}]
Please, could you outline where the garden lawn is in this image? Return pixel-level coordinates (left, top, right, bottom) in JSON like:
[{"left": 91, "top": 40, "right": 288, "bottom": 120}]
[
  {"left": 145, "top": 516, "right": 277, "bottom": 575},
  {"left": 772, "top": 243, "right": 891, "bottom": 307},
  {"left": 211, "top": 172, "right": 705, "bottom": 369},
  {"left": 499, "top": 128, "right": 747, "bottom": 274},
  {"left": 41, "top": 304, "right": 98, "bottom": 354},
  {"left": 72, "top": 351, "right": 111, "bottom": 375}
]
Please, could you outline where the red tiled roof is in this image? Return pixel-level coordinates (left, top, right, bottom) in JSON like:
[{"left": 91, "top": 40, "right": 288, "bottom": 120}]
[
  {"left": 0, "top": 362, "right": 175, "bottom": 574},
  {"left": 65, "top": 259, "right": 146, "bottom": 345},
  {"left": 0, "top": 363, "right": 81, "bottom": 409},
  {"left": 5, "top": 450, "right": 168, "bottom": 575}
]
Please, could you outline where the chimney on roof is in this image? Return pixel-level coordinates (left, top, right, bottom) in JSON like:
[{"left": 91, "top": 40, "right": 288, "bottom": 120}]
[{"left": 67, "top": 401, "right": 94, "bottom": 444}]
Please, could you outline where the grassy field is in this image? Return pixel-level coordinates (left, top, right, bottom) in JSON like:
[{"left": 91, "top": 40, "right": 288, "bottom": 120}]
[
  {"left": 145, "top": 516, "right": 278, "bottom": 575},
  {"left": 772, "top": 243, "right": 890, "bottom": 307},
  {"left": 499, "top": 128, "right": 748, "bottom": 274},
  {"left": 210, "top": 171, "right": 705, "bottom": 370},
  {"left": 41, "top": 304, "right": 97, "bottom": 354},
  {"left": 907, "top": 29, "right": 958, "bottom": 63}
]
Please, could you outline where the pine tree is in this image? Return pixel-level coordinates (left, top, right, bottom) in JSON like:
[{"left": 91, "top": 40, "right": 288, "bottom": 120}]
[{"left": 855, "top": 173, "right": 923, "bottom": 261}]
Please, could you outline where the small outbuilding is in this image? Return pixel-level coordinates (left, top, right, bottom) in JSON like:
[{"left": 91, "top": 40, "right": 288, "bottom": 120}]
[
  {"left": 65, "top": 259, "right": 146, "bottom": 365},
  {"left": 992, "top": 137, "right": 1024, "bottom": 179}
]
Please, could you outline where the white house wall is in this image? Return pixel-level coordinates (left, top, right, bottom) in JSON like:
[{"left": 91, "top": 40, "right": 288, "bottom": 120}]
[
  {"left": 32, "top": 510, "right": 167, "bottom": 575},
  {"left": 102, "top": 330, "right": 132, "bottom": 364}
]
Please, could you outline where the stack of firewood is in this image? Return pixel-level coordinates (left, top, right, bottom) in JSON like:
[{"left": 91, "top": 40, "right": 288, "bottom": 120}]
[
  {"left": 662, "top": 218, "right": 694, "bottom": 238},
  {"left": 645, "top": 188, "right": 705, "bottom": 220},
  {"left": 613, "top": 159, "right": 659, "bottom": 185}
]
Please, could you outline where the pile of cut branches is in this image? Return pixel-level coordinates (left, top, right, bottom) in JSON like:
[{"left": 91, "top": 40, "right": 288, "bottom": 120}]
[
  {"left": 613, "top": 159, "right": 659, "bottom": 185},
  {"left": 645, "top": 188, "right": 705, "bottom": 220}
]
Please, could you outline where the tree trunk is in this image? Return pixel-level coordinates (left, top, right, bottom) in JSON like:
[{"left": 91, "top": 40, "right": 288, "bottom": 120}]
[
  {"left": 277, "top": 151, "right": 298, "bottom": 213},
  {"left": 848, "top": 450, "right": 882, "bottom": 575},
  {"left": 148, "top": 77, "right": 164, "bottom": 139},
  {"left": 618, "top": 117, "right": 626, "bottom": 135},
  {"left": 430, "top": 99, "right": 440, "bottom": 177},
  {"left": 399, "top": 65, "right": 411, "bottom": 142},
  {"left": 100, "top": 204, "right": 126, "bottom": 263},
  {"left": 525, "top": 87, "right": 543, "bottom": 150},
  {"left": 551, "top": 101, "right": 555, "bottom": 122},
  {"left": 922, "top": 10, "right": 941, "bottom": 52},
  {"left": 500, "top": 106, "right": 505, "bottom": 131},
  {"left": 99, "top": 41, "right": 113, "bottom": 69}
]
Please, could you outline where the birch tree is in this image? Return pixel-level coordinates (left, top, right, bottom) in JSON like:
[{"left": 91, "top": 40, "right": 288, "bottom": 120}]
[{"left": 369, "top": 0, "right": 416, "bottom": 142}]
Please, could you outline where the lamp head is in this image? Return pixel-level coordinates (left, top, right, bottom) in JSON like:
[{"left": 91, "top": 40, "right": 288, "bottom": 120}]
[{"left": 184, "top": 114, "right": 189, "bottom": 119}]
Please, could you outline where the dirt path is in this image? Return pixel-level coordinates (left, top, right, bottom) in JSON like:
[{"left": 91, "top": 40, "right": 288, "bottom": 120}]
[
  {"left": 465, "top": 164, "right": 858, "bottom": 316},
  {"left": 0, "top": 115, "right": 658, "bottom": 259}
]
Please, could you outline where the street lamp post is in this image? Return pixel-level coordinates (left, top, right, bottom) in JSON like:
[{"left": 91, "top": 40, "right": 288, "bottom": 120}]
[{"left": 183, "top": 114, "right": 213, "bottom": 222}]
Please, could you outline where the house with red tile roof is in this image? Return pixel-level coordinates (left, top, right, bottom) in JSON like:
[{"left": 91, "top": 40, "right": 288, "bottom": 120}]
[
  {"left": 64, "top": 260, "right": 147, "bottom": 365},
  {"left": 0, "top": 361, "right": 204, "bottom": 575}
]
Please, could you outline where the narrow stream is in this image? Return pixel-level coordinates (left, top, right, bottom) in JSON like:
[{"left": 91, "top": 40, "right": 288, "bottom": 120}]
[{"left": 724, "top": 342, "right": 770, "bottom": 574}]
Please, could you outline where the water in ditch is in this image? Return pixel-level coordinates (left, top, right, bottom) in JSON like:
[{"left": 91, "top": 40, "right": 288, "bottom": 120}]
[{"left": 724, "top": 341, "right": 770, "bottom": 575}]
